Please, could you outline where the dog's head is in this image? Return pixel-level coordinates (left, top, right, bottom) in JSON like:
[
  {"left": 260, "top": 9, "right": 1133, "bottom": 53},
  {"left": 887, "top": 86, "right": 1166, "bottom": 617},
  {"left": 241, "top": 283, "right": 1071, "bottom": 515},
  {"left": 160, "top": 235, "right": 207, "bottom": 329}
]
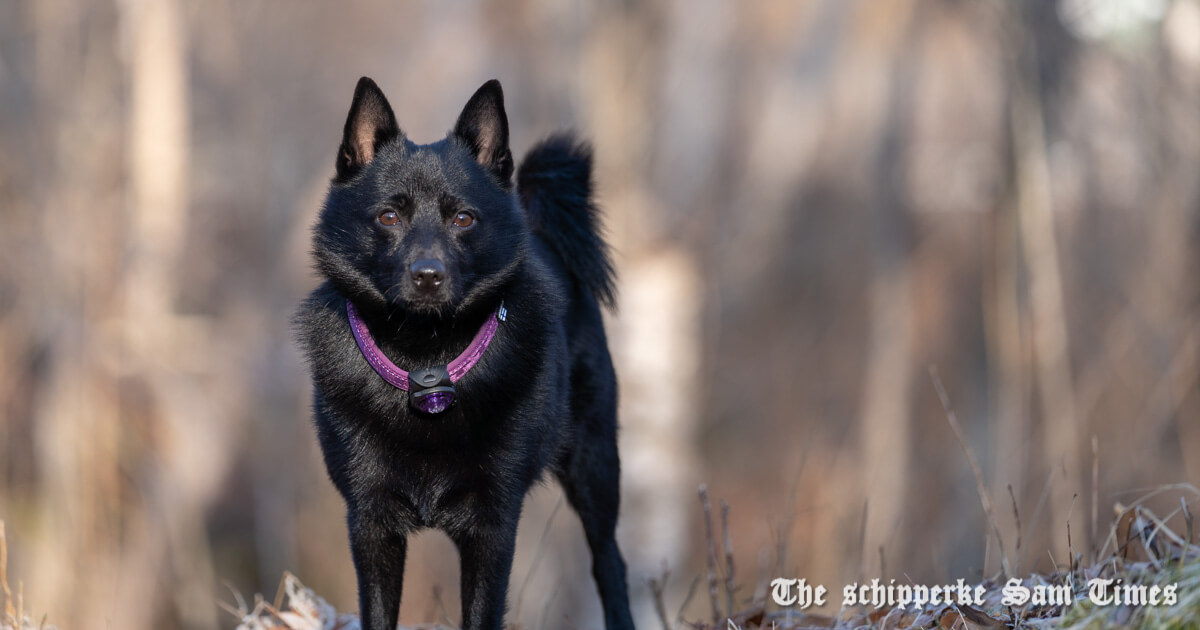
[{"left": 313, "top": 78, "right": 526, "bottom": 317}]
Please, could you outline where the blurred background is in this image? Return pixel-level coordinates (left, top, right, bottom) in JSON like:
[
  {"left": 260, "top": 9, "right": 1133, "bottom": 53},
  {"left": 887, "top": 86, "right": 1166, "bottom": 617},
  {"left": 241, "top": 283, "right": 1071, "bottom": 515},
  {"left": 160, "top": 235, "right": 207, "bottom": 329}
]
[{"left": 1, "top": 0, "right": 1199, "bottom": 628}]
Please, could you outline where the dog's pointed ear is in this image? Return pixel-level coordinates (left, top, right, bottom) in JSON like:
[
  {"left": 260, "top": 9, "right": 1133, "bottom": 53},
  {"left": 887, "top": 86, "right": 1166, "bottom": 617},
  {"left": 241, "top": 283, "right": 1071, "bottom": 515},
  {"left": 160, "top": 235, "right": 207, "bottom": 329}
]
[
  {"left": 336, "top": 77, "right": 401, "bottom": 181},
  {"left": 453, "top": 80, "right": 513, "bottom": 185}
]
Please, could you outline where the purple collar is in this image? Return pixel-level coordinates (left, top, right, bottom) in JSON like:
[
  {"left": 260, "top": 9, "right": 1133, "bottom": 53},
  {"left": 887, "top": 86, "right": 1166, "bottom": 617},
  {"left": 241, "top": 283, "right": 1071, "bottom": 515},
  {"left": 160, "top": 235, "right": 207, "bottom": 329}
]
[{"left": 346, "top": 300, "right": 507, "bottom": 414}]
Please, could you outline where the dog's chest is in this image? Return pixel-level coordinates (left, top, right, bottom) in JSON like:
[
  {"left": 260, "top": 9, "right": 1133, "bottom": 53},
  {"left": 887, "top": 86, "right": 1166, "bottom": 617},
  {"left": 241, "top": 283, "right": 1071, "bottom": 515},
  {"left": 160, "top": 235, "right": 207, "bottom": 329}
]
[{"left": 381, "top": 449, "right": 490, "bottom": 528}]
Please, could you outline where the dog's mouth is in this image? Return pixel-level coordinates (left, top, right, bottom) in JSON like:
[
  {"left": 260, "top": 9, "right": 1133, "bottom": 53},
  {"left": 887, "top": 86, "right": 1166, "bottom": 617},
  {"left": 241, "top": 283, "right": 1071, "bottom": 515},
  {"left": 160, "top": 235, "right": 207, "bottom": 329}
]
[
  {"left": 400, "top": 295, "right": 455, "bottom": 315},
  {"left": 383, "top": 286, "right": 461, "bottom": 317}
]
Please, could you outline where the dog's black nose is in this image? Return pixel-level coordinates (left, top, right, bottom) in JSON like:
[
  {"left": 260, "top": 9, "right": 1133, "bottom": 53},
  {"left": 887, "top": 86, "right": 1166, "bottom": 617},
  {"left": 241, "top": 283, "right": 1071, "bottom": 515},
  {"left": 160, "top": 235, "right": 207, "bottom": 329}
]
[{"left": 410, "top": 259, "right": 446, "bottom": 292}]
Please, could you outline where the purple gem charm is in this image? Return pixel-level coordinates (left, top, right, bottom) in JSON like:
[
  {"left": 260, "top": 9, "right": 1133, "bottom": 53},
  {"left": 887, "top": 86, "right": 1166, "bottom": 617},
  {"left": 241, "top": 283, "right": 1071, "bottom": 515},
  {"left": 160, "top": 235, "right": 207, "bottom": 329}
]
[
  {"left": 413, "top": 389, "right": 454, "bottom": 414},
  {"left": 406, "top": 365, "right": 456, "bottom": 414}
]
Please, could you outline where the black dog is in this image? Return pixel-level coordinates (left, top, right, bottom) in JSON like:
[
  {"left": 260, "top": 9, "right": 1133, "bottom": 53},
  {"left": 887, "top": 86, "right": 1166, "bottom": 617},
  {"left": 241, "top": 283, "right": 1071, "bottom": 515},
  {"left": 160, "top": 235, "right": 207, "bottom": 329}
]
[{"left": 294, "top": 77, "right": 635, "bottom": 630}]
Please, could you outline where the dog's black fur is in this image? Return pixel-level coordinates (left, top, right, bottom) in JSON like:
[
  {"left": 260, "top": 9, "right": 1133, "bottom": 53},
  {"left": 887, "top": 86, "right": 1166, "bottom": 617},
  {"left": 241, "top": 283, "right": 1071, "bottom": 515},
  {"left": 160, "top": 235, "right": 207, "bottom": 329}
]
[{"left": 294, "top": 77, "right": 634, "bottom": 630}]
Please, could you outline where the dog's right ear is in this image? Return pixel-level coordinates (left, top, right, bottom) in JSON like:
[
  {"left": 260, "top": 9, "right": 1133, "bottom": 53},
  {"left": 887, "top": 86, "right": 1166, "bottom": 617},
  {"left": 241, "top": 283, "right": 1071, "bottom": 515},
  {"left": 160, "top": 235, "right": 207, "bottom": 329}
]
[{"left": 335, "top": 77, "right": 401, "bottom": 181}]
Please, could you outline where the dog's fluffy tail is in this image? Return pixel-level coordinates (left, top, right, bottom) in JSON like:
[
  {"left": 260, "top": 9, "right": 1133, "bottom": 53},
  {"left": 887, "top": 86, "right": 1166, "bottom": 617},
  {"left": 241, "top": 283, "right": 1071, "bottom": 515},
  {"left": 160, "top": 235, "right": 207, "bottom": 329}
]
[{"left": 517, "top": 134, "right": 616, "bottom": 308}]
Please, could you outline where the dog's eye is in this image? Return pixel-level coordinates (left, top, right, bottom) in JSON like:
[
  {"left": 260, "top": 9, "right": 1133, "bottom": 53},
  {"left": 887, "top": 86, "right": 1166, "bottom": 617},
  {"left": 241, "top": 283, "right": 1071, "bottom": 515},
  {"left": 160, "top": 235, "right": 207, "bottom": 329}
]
[
  {"left": 453, "top": 211, "right": 475, "bottom": 229},
  {"left": 378, "top": 210, "right": 400, "bottom": 226}
]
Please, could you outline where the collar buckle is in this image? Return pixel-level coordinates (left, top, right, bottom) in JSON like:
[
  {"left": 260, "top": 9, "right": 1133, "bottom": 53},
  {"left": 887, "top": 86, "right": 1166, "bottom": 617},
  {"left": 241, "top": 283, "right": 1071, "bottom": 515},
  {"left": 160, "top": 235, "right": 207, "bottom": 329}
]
[{"left": 408, "top": 365, "right": 455, "bottom": 414}]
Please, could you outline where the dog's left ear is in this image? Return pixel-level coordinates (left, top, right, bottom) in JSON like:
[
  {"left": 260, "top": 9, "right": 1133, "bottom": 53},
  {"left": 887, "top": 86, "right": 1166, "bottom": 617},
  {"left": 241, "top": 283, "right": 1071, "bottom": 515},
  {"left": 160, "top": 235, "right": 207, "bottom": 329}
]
[{"left": 453, "top": 80, "right": 513, "bottom": 185}]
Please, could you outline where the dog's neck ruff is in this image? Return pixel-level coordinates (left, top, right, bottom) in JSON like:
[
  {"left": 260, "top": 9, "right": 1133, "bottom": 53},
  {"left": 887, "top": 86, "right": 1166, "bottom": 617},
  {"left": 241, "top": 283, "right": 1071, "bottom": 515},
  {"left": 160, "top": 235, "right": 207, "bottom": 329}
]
[{"left": 345, "top": 300, "right": 506, "bottom": 414}]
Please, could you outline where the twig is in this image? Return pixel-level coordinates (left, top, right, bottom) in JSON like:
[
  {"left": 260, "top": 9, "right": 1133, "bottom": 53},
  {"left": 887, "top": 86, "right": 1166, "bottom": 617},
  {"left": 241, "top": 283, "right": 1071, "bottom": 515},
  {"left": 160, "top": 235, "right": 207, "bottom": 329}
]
[
  {"left": 1183, "top": 497, "right": 1194, "bottom": 546},
  {"left": 273, "top": 572, "right": 288, "bottom": 610},
  {"left": 1, "top": 520, "right": 13, "bottom": 621},
  {"left": 856, "top": 501, "right": 869, "bottom": 583},
  {"left": 1008, "top": 485, "right": 1022, "bottom": 577},
  {"left": 1091, "top": 435, "right": 1099, "bottom": 564},
  {"left": 699, "top": 484, "right": 722, "bottom": 622},
  {"left": 773, "top": 447, "right": 811, "bottom": 579},
  {"left": 675, "top": 575, "right": 701, "bottom": 628},
  {"left": 259, "top": 599, "right": 293, "bottom": 627},
  {"left": 648, "top": 568, "right": 673, "bottom": 630},
  {"left": 1067, "top": 493, "right": 1078, "bottom": 578},
  {"left": 1179, "top": 498, "right": 1193, "bottom": 574},
  {"left": 219, "top": 580, "right": 250, "bottom": 621},
  {"left": 930, "top": 366, "right": 1012, "bottom": 578},
  {"left": 230, "top": 581, "right": 249, "bottom": 615},
  {"left": 720, "top": 500, "right": 735, "bottom": 615},
  {"left": 217, "top": 600, "right": 245, "bottom": 622},
  {"left": 1028, "top": 469, "right": 1056, "bottom": 554}
]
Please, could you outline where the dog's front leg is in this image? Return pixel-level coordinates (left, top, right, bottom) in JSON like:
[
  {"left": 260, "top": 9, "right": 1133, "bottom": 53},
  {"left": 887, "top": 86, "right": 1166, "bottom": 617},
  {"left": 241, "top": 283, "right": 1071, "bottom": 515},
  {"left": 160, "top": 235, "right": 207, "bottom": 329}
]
[
  {"left": 453, "top": 519, "right": 519, "bottom": 630},
  {"left": 349, "top": 509, "right": 408, "bottom": 630}
]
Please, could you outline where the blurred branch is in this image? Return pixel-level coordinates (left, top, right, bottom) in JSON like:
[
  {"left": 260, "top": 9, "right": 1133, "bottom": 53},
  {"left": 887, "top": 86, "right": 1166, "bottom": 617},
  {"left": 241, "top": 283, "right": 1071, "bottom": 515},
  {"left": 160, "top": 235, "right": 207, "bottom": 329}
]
[
  {"left": 858, "top": 0, "right": 925, "bottom": 574},
  {"left": 1006, "top": 3, "right": 1081, "bottom": 558},
  {"left": 931, "top": 367, "right": 1012, "bottom": 579}
]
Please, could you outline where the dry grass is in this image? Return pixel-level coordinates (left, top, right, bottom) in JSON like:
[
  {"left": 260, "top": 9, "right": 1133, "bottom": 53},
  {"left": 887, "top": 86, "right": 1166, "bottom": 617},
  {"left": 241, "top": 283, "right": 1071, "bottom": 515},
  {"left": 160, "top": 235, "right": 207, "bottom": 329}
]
[
  {"left": 5, "top": 489, "right": 1197, "bottom": 630},
  {"left": 224, "top": 572, "right": 458, "bottom": 630},
  {"left": 228, "top": 490, "right": 1198, "bottom": 630},
  {"left": 669, "top": 493, "right": 1200, "bottom": 630},
  {"left": 0, "top": 521, "right": 55, "bottom": 630}
]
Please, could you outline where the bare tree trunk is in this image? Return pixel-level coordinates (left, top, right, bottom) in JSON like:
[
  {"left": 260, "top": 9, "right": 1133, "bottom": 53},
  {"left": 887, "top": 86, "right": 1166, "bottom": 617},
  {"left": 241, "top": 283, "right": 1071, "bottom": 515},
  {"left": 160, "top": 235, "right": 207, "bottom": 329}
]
[
  {"left": 858, "top": 0, "right": 923, "bottom": 577},
  {"left": 1143, "top": 17, "right": 1200, "bottom": 487},
  {"left": 127, "top": 0, "right": 188, "bottom": 326},
  {"left": 984, "top": 190, "right": 1029, "bottom": 569},
  {"left": 584, "top": 5, "right": 701, "bottom": 628},
  {"left": 26, "top": 1, "right": 125, "bottom": 625},
  {"left": 1009, "top": 39, "right": 1079, "bottom": 562},
  {"left": 120, "top": 1, "right": 220, "bottom": 628}
]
